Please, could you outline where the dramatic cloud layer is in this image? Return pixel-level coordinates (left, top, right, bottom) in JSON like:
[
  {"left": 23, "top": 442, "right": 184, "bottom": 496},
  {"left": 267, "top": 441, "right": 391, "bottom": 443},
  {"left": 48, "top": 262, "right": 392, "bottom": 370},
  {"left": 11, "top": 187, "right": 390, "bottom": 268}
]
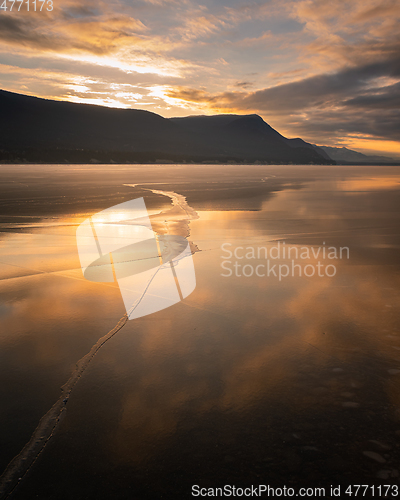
[{"left": 0, "top": 0, "right": 399, "bottom": 156}]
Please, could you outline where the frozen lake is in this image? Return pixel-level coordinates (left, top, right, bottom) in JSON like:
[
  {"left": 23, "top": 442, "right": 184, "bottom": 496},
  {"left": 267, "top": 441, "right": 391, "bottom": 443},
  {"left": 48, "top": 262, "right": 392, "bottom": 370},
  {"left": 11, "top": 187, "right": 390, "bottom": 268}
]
[{"left": 0, "top": 164, "right": 399, "bottom": 498}]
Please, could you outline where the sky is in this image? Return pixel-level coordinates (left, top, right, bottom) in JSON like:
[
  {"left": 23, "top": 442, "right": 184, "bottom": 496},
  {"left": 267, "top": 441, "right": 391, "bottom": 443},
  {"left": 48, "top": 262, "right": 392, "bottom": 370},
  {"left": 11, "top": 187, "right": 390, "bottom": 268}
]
[{"left": 1, "top": 0, "right": 400, "bottom": 158}]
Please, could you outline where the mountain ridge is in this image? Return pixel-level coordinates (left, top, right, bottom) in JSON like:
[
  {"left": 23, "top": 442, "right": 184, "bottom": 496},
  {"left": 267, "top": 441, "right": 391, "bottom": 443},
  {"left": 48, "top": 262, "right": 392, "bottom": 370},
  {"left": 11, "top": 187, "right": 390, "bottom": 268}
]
[
  {"left": 0, "top": 89, "right": 334, "bottom": 164},
  {"left": 314, "top": 145, "right": 396, "bottom": 164}
]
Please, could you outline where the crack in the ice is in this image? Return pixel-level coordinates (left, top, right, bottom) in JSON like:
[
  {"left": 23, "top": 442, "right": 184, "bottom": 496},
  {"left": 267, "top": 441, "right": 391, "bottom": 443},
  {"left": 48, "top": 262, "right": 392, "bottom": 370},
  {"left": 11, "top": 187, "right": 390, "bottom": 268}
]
[{"left": 0, "top": 187, "right": 199, "bottom": 499}]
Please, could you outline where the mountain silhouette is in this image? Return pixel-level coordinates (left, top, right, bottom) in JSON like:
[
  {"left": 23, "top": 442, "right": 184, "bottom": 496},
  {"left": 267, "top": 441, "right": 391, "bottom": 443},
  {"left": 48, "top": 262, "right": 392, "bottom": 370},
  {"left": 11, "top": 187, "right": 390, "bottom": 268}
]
[
  {"left": 314, "top": 145, "right": 396, "bottom": 164},
  {"left": 0, "top": 90, "right": 333, "bottom": 164}
]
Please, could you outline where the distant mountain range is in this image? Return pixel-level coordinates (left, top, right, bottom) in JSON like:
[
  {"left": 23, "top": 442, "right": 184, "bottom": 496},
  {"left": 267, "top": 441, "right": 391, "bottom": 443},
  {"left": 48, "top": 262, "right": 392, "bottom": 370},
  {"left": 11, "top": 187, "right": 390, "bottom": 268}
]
[
  {"left": 313, "top": 145, "right": 396, "bottom": 164},
  {"left": 0, "top": 90, "right": 396, "bottom": 165}
]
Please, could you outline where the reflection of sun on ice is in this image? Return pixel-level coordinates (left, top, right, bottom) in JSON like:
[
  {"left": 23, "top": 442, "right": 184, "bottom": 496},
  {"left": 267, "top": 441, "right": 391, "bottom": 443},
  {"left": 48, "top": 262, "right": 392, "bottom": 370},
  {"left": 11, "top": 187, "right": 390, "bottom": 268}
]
[
  {"left": 92, "top": 210, "right": 143, "bottom": 224},
  {"left": 77, "top": 191, "right": 199, "bottom": 321}
]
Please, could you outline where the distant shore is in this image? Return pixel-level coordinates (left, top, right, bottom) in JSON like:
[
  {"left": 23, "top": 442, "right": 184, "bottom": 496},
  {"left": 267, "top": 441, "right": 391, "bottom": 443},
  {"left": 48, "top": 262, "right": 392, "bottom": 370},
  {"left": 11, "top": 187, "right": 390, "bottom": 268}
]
[
  {"left": 1, "top": 158, "right": 400, "bottom": 166},
  {"left": 0, "top": 149, "right": 336, "bottom": 166}
]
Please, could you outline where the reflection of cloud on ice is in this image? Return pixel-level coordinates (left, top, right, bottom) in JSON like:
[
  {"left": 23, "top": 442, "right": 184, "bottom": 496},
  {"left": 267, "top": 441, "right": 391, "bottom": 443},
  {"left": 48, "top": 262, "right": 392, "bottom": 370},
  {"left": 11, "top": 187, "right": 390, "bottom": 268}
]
[
  {"left": 0, "top": 187, "right": 200, "bottom": 498},
  {"left": 105, "top": 252, "right": 400, "bottom": 464}
]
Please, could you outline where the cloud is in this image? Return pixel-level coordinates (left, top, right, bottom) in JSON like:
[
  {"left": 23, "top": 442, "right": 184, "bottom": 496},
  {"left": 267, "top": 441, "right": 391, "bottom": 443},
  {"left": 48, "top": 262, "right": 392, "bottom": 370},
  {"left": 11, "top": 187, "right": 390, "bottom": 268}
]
[
  {"left": 0, "top": 6, "right": 196, "bottom": 80},
  {"left": 166, "top": 54, "right": 400, "bottom": 143},
  {"left": 61, "top": 5, "right": 102, "bottom": 19},
  {"left": 242, "top": 57, "right": 400, "bottom": 111},
  {"left": 177, "top": 14, "right": 229, "bottom": 41},
  {"left": 345, "top": 81, "right": 400, "bottom": 109},
  {"left": 168, "top": 55, "right": 400, "bottom": 111},
  {"left": 0, "top": 12, "right": 151, "bottom": 56},
  {"left": 234, "top": 81, "right": 253, "bottom": 89},
  {"left": 229, "top": 31, "right": 275, "bottom": 48},
  {"left": 0, "top": 16, "right": 64, "bottom": 50},
  {"left": 66, "top": 16, "right": 147, "bottom": 55},
  {"left": 288, "top": 0, "right": 400, "bottom": 71}
]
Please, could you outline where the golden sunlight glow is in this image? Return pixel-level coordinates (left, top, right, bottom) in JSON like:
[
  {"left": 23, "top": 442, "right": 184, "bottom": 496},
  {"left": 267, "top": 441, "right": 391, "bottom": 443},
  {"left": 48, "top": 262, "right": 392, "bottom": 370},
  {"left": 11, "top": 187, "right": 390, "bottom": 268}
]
[
  {"left": 67, "top": 96, "right": 129, "bottom": 108},
  {"left": 148, "top": 86, "right": 203, "bottom": 110},
  {"left": 338, "top": 177, "right": 400, "bottom": 191},
  {"left": 55, "top": 52, "right": 186, "bottom": 78},
  {"left": 345, "top": 137, "right": 400, "bottom": 158}
]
